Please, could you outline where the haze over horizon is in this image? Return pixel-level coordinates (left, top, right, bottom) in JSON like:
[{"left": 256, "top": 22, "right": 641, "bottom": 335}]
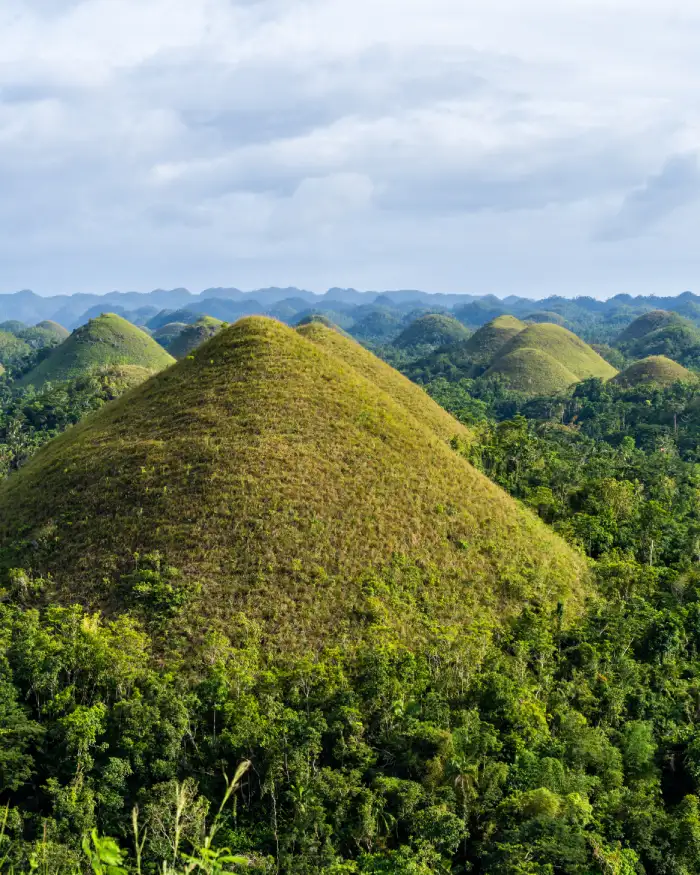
[{"left": 3, "top": 0, "right": 700, "bottom": 297}]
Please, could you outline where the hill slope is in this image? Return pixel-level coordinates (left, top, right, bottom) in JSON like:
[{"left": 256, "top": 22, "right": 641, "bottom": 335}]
[
  {"left": 460, "top": 315, "right": 527, "bottom": 362},
  {"left": 297, "top": 321, "right": 472, "bottom": 444},
  {"left": 497, "top": 323, "right": 617, "bottom": 380},
  {"left": 18, "top": 314, "right": 175, "bottom": 388},
  {"left": 394, "top": 314, "right": 471, "bottom": 349},
  {"left": 611, "top": 356, "right": 694, "bottom": 387},
  {"left": 484, "top": 348, "right": 580, "bottom": 395},
  {"left": 167, "top": 316, "right": 225, "bottom": 359},
  {"left": 0, "top": 317, "right": 587, "bottom": 647}
]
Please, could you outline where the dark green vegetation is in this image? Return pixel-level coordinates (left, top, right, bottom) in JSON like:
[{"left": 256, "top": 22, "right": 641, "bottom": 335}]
[
  {"left": 18, "top": 314, "right": 175, "bottom": 389},
  {"left": 393, "top": 314, "right": 471, "bottom": 350},
  {"left": 5, "top": 309, "right": 700, "bottom": 873},
  {"left": 0, "top": 365, "right": 155, "bottom": 476},
  {"left": 0, "top": 331, "right": 31, "bottom": 371},
  {"left": 167, "top": 316, "right": 225, "bottom": 359},
  {"left": 612, "top": 356, "right": 694, "bottom": 388}
]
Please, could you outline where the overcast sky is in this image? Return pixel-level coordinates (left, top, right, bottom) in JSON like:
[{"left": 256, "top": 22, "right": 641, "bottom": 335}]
[{"left": 2, "top": 0, "right": 700, "bottom": 298}]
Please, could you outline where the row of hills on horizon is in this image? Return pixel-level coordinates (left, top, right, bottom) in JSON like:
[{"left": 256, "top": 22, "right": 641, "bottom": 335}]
[{"left": 5, "top": 286, "right": 700, "bottom": 335}]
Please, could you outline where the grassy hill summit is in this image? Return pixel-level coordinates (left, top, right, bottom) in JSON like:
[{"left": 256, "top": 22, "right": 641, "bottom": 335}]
[
  {"left": 460, "top": 315, "right": 527, "bottom": 362},
  {"left": 0, "top": 316, "right": 587, "bottom": 647},
  {"left": 393, "top": 314, "right": 471, "bottom": 349},
  {"left": 611, "top": 355, "right": 694, "bottom": 387},
  {"left": 297, "top": 320, "right": 472, "bottom": 444},
  {"left": 34, "top": 320, "right": 70, "bottom": 340},
  {"left": 484, "top": 347, "right": 580, "bottom": 395},
  {"left": 167, "top": 315, "right": 225, "bottom": 359},
  {"left": 496, "top": 323, "right": 617, "bottom": 381},
  {"left": 18, "top": 313, "right": 175, "bottom": 388}
]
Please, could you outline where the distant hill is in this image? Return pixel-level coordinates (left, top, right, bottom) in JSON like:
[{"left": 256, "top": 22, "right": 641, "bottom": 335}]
[
  {"left": 295, "top": 314, "right": 351, "bottom": 337},
  {"left": 496, "top": 323, "right": 617, "bottom": 381},
  {"left": 484, "top": 348, "right": 580, "bottom": 395},
  {"left": 615, "top": 310, "right": 700, "bottom": 364},
  {"left": 147, "top": 309, "right": 204, "bottom": 331},
  {"left": 611, "top": 356, "right": 694, "bottom": 387},
  {"left": 460, "top": 315, "right": 527, "bottom": 363},
  {"left": 393, "top": 314, "right": 471, "bottom": 349},
  {"left": 152, "top": 322, "right": 189, "bottom": 348},
  {"left": 0, "top": 317, "right": 587, "bottom": 646},
  {"left": 17, "top": 320, "right": 70, "bottom": 350},
  {"left": 525, "top": 311, "right": 569, "bottom": 327},
  {"left": 349, "top": 308, "right": 403, "bottom": 341},
  {"left": 0, "top": 320, "right": 27, "bottom": 335},
  {"left": 167, "top": 316, "right": 225, "bottom": 359},
  {"left": 616, "top": 310, "right": 683, "bottom": 345},
  {"left": 18, "top": 313, "right": 175, "bottom": 388}
]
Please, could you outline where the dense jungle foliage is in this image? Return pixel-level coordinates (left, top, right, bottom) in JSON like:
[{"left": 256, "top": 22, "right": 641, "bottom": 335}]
[{"left": 4, "top": 357, "right": 700, "bottom": 872}]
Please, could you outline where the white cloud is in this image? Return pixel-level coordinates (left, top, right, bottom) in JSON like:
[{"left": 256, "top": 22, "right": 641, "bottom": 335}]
[{"left": 1, "top": 0, "right": 700, "bottom": 295}]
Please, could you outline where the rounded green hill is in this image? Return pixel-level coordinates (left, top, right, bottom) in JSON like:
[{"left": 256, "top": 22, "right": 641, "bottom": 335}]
[
  {"left": 616, "top": 310, "right": 700, "bottom": 360},
  {"left": 18, "top": 320, "right": 70, "bottom": 350},
  {"left": 0, "top": 317, "right": 588, "bottom": 648},
  {"left": 167, "top": 316, "right": 225, "bottom": 359},
  {"left": 497, "top": 323, "right": 617, "bottom": 381},
  {"left": 394, "top": 314, "right": 471, "bottom": 349},
  {"left": 484, "top": 348, "right": 579, "bottom": 395},
  {"left": 34, "top": 320, "right": 70, "bottom": 340},
  {"left": 611, "top": 356, "right": 694, "bottom": 387},
  {"left": 18, "top": 313, "right": 175, "bottom": 388},
  {"left": 460, "top": 315, "right": 527, "bottom": 362},
  {"left": 616, "top": 310, "right": 682, "bottom": 345}
]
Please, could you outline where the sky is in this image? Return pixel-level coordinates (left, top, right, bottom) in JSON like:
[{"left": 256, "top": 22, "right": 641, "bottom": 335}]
[{"left": 1, "top": 0, "right": 700, "bottom": 298}]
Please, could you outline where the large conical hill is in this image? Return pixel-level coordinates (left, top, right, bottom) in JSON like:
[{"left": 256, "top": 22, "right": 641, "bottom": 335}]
[
  {"left": 460, "top": 315, "right": 527, "bottom": 362},
  {"left": 611, "top": 356, "right": 694, "bottom": 387},
  {"left": 484, "top": 348, "right": 579, "bottom": 395},
  {"left": 0, "top": 317, "right": 587, "bottom": 648},
  {"left": 497, "top": 323, "right": 617, "bottom": 380},
  {"left": 297, "top": 320, "right": 471, "bottom": 444},
  {"left": 18, "top": 313, "right": 175, "bottom": 388}
]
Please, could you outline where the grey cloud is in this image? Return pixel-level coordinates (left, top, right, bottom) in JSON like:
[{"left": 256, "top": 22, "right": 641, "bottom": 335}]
[
  {"left": 597, "top": 153, "right": 700, "bottom": 241},
  {"left": 2, "top": 0, "right": 700, "bottom": 295}
]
